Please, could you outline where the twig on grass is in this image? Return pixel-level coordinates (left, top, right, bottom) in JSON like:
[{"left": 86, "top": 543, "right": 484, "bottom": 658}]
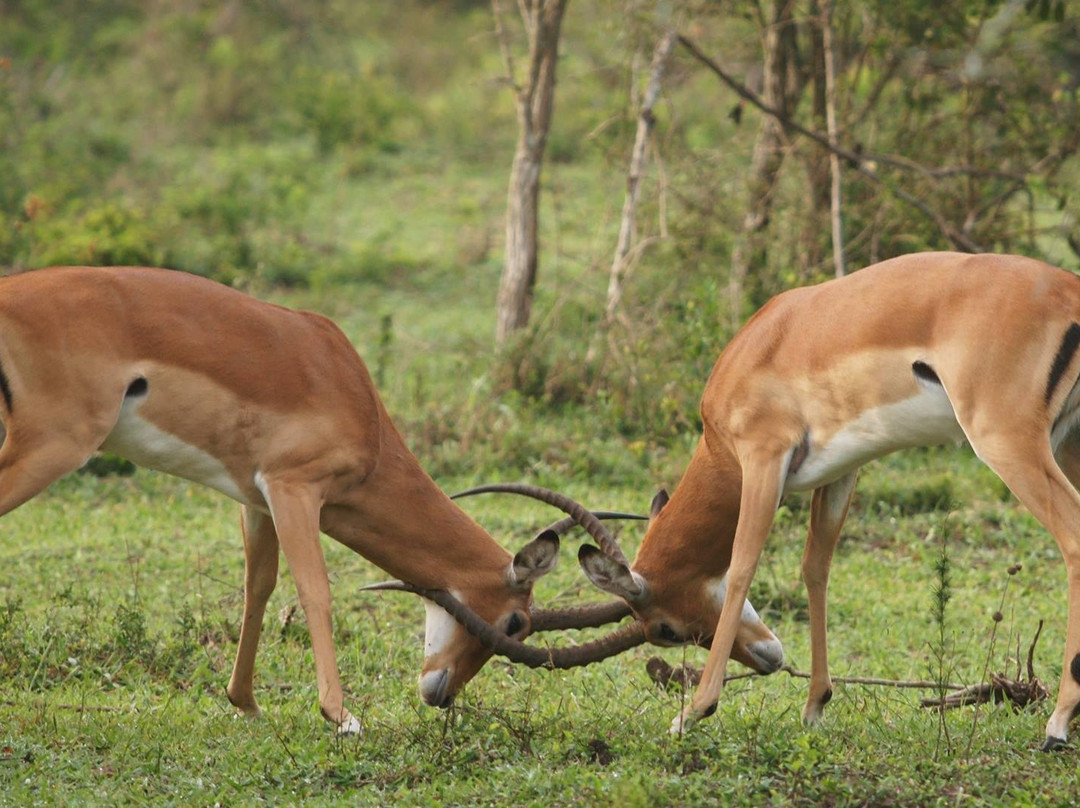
[
  {"left": 647, "top": 624, "right": 1050, "bottom": 713},
  {"left": 782, "top": 666, "right": 966, "bottom": 691},
  {"left": 646, "top": 657, "right": 968, "bottom": 693},
  {"left": 0, "top": 698, "right": 132, "bottom": 713},
  {"left": 922, "top": 619, "right": 1049, "bottom": 712}
]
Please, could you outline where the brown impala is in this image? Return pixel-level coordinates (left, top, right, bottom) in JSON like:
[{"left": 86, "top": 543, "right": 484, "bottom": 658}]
[
  {"left": 0, "top": 265, "right": 667, "bottom": 734},
  {"left": 573, "top": 252, "right": 1080, "bottom": 752}
]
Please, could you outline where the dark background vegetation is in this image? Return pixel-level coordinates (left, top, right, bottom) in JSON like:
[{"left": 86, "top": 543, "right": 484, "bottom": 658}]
[{"left": 3, "top": 0, "right": 1078, "bottom": 488}]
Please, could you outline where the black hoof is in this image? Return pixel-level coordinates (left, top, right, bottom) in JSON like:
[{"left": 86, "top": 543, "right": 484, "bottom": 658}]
[{"left": 1041, "top": 736, "right": 1068, "bottom": 753}]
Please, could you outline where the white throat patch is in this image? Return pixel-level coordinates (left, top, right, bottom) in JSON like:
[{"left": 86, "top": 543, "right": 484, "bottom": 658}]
[{"left": 422, "top": 593, "right": 463, "bottom": 657}]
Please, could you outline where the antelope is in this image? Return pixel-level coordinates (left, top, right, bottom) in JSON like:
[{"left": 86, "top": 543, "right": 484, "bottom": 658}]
[
  {"left": 0, "top": 265, "right": 649, "bottom": 734},
  {"left": 571, "top": 251, "right": 1080, "bottom": 752}
]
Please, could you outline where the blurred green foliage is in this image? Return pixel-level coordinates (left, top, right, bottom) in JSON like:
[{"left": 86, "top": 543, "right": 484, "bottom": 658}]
[{"left": 1, "top": 0, "right": 1079, "bottom": 483}]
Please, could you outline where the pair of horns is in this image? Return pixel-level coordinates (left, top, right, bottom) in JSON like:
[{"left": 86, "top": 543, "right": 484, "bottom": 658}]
[
  {"left": 362, "top": 483, "right": 646, "bottom": 668},
  {"left": 361, "top": 580, "right": 645, "bottom": 669}
]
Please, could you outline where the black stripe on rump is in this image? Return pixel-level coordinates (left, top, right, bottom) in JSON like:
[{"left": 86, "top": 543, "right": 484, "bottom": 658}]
[
  {"left": 1045, "top": 323, "right": 1080, "bottom": 405},
  {"left": 0, "top": 357, "right": 12, "bottom": 412}
]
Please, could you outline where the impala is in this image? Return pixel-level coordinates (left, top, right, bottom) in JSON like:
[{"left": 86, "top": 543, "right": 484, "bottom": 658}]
[
  {"left": 0, "top": 265, "right": 646, "bottom": 734},
  {"left": 575, "top": 251, "right": 1080, "bottom": 752}
]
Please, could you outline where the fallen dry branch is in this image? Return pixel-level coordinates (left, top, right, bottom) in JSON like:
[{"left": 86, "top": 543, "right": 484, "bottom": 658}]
[
  {"left": 921, "top": 619, "right": 1050, "bottom": 711},
  {"left": 918, "top": 673, "right": 1049, "bottom": 711},
  {"left": 646, "top": 657, "right": 966, "bottom": 693},
  {"left": 646, "top": 620, "right": 1050, "bottom": 714}
]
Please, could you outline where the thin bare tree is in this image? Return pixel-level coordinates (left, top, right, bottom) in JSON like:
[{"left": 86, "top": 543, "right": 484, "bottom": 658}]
[
  {"left": 725, "top": 0, "right": 804, "bottom": 328},
  {"left": 605, "top": 30, "right": 677, "bottom": 324},
  {"left": 821, "top": 0, "right": 844, "bottom": 277},
  {"left": 492, "top": 0, "right": 570, "bottom": 348}
]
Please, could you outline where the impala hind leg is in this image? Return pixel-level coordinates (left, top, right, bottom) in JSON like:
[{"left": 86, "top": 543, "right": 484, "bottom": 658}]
[
  {"left": 226, "top": 506, "right": 280, "bottom": 718},
  {"left": 974, "top": 436, "right": 1080, "bottom": 750},
  {"left": 802, "top": 472, "right": 857, "bottom": 724},
  {"left": 257, "top": 477, "right": 359, "bottom": 735},
  {"left": 673, "top": 451, "right": 785, "bottom": 734}
]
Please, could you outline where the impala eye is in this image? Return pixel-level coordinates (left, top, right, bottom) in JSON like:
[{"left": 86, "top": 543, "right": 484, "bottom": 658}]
[
  {"left": 657, "top": 622, "right": 681, "bottom": 644},
  {"left": 504, "top": 612, "right": 526, "bottom": 637}
]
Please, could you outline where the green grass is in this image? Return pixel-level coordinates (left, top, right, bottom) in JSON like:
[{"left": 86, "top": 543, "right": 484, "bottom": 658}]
[{"left": 2, "top": 445, "right": 1080, "bottom": 806}]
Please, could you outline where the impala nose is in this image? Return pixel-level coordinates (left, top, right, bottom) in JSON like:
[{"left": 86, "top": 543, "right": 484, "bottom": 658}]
[
  {"left": 419, "top": 669, "right": 452, "bottom": 708},
  {"left": 748, "top": 636, "right": 785, "bottom": 674}
]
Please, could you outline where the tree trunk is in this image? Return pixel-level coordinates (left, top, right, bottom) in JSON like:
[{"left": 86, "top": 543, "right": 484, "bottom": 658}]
[
  {"left": 799, "top": 0, "right": 830, "bottom": 273},
  {"left": 728, "top": 0, "right": 801, "bottom": 328},
  {"left": 493, "top": 0, "right": 569, "bottom": 348},
  {"left": 497, "top": 140, "right": 543, "bottom": 342},
  {"left": 822, "top": 0, "right": 845, "bottom": 277},
  {"left": 605, "top": 30, "right": 677, "bottom": 324}
]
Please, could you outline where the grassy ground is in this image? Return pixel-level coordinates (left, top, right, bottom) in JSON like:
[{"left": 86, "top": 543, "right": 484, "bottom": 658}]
[
  {"left": 2, "top": 142, "right": 1078, "bottom": 806},
  {"left": 2, "top": 433, "right": 1079, "bottom": 805}
]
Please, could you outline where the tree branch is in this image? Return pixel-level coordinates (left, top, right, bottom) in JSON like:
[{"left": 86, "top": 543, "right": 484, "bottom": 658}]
[
  {"left": 676, "top": 33, "right": 994, "bottom": 252},
  {"left": 491, "top": 0, "right": 520, "bottom": 96},
  {"left": 605, "top": 30, "right": 677, "bottom": 322}
]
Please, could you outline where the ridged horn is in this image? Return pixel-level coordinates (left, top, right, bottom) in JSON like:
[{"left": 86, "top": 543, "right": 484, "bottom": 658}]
[
  {"left": 361, "top": 583, "right": 633, "bottom": 633},
  {"left": 452, "top": 483, "right": 632, "bottom": 567},
  {"left": 362, "top": 582, "right": 645, "bottom": 669},
  {"left": 529, "top": 600, "right": 633, "bottom": 632},
  {"left": 540, "top": 511, "right": 647, "bottom": 538}
]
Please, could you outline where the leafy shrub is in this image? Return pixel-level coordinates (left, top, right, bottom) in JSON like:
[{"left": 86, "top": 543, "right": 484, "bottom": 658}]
[
  {"left": 292, "top": 67, "right": 417, "bottom": 155},
  {"left": 80, "top": 453, "right": 137, "bottom": 478},
  {"left": 27, "top": 202, "right": 164, "bottom": 267}
]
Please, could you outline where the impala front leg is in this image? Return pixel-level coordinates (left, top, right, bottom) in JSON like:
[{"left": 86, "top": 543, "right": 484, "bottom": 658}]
[
  {"left": 226, "top": 506, "right": 280, "bottom": 718},
  {"left": 673, "top": 451, "right": 785, "bottom": 735},
  {"left": 258, "top": 477, "right": 360, "bottom": 735},
  {"left": 802, "top": 473, "right": 857, "bottom": 724}
]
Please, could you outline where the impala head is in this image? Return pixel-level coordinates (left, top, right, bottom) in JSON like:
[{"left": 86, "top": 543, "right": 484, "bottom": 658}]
[
  {"left": 365, "top": 488, "right": 652, "bottom": 709},
  {"left": 411, "top": 528, "right": 559, "bottom": 708},
  {"left": 578, "top": 490, "right": 785, "bottom": 674}
]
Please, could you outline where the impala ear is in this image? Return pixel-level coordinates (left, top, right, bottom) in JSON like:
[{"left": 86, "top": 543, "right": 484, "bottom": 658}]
[
  {"left": 579, "top": 544, "right": 646, "bottom": 603},
  {"left": 508, "top": 529, "right": 559, "bottom": 587},
  {"left": 649, "top": 489, "right": 670, "bottom": 520}
]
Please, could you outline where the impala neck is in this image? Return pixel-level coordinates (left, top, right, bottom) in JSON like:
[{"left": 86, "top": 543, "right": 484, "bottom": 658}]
[
  {"left": 633, "top": 433, "right": 742, "bottom": 586},
  {"left": 320, "top": 407, "right": 512, "bottom": 595}
]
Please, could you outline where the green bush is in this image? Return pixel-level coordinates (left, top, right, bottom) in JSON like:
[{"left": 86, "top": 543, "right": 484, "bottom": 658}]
[
  {"left": 27, "top": 202, "right": 164, "bottom": 267},
  {"left": 293, "top": 67, "right": 417, "bottom": 155}
]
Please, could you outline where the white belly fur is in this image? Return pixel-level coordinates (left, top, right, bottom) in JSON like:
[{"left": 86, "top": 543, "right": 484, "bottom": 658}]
[
  {"left": 785, "top": 381, "right": 966, "bottom": 494},
  {"left": 100, "top": 396, "right": 249, "bottom": 504}
]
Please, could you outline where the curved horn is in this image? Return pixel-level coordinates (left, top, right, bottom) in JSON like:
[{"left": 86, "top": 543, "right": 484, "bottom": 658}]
[
  {"left": 362, "top": 583, "right": 633, "bottom": 632},
  {"left": 361, "top": 582, "right": 634, "bottom": 633},
  {"left": 452, "top": 483, "right": 631, "bottom": 567},
  {"left": 530, "top": 600, "right": 633, "bottom": 632},
  {"left": 540, "top": 511, "right": 647, "bottom": 538},
  {"left": 363, "top": 582, "right": 645, "bottom": 669}
]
